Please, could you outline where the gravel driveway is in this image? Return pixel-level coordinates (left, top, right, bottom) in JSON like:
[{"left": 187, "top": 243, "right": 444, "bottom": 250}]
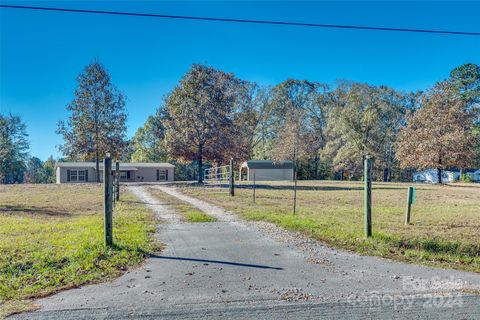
[{"left": 12, "top": 185, "right": 480, "bottom": 319}]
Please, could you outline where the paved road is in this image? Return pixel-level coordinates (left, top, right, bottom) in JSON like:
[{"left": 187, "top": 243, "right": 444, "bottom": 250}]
[{"left": 12, "top": 185, "right": 480, "bottom": 319}]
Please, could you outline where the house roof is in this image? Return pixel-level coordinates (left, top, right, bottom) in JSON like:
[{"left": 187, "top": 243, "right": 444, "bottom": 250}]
[
  {"left": 119, "top": 166, "right": 139, "bottom": 171},
  {"left": 241, "top": 160, "right": 293, "bottom": 169},
  {"left": 56, "top": 162, "right": 175, "bottom": 169}
]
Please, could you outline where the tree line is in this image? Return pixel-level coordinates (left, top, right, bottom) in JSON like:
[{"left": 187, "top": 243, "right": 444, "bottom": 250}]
[
  {"left": 0, "top": 113, "right": 58, "bottom": 184},
  {"left": 1, "top": 61, "right": 478, "bottom": 183},
  {"left": 134, "top": 63, "right": 479, "bottom": 183}
]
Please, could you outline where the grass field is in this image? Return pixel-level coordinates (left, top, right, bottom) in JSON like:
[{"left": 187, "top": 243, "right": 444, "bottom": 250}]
[
  {"left": 179, "top": 180, "right": 480, "bottom": 273},
  {"left": 148, "top": 187, "right": 216, "bottom": 222},
  {"left": 0, "top": 184, "right": 158, "bottom": 318}
]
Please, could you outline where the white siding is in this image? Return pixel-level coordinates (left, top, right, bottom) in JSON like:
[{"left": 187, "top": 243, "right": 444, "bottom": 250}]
[
  {"left": 466, "top": 170, "right": 480, "bottom": 182},
  {"left": 56, "top": 167, "right": 61, "bottom": 184},
  {"left": 413, "top": 169, "right": 459, "bottom": 183}
]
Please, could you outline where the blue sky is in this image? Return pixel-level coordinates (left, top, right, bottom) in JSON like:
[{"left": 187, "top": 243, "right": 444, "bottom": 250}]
[{"left": 1, "top": 1, "right": 479, "bottom": 160}]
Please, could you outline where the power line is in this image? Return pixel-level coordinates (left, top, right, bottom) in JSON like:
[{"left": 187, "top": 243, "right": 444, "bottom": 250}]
[{"left": 1, "top": 4, "right": 479, "bottom": 37}]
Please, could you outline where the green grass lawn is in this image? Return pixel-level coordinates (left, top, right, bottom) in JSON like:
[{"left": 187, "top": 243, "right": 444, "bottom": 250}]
[
  {"left": 179, "top": 180, "right": 480, "bottom": 273},
  {"left": 148, "top": 187, "right": 216, "bottom": 223},
  {"left": 0, "top": 184, "right": 159, "bottom": 318}
]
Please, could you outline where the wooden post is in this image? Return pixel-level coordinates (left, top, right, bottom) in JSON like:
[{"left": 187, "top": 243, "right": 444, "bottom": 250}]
[
  {"left": 104, "top": 155, "right": 113, "bottom": 247},
  {"left": 112, "top": 168, "right": 115, "bottom": 208},
  {"left": 229, "top": 158, "right": 234, "bottom": 196},
  {"left": 405, "top": 186, "right": 414, "bottom": 225},
  {"left": 252, "top": 168, "right": 256, "bottom": 203},
  {"left": 111, "top": 170, "right": 116, "bottom": 208},
  {"left": 364, "top": 156, "right": 372, "bottom": 238},
  {"left": 115, "top": 161, "right": 120, "bottom": 201},
  {"left": 293, "top": 163, "right": 298, "bottom": 215},
  {"left": 292, "top": 137, "right": 298, "bottom": 215},
  {"left": 112, "top": 174, "right": 115, "bottom": 208}
]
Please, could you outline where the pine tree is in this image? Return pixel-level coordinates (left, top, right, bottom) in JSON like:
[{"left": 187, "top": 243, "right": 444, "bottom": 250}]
[
  {"left": 24, "top": 157, "right": 45, "bottom": 183},
  {"left": 43, "top": 156, "right": 57, "bottom": 183},
  {"left": 57, "top": 60, "right": 127, "bottom": 182}
]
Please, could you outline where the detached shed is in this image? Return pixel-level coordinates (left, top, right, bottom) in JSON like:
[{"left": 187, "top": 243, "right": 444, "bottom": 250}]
[{"left": 239, "top": 160, "right": 293, "bottom": 181}]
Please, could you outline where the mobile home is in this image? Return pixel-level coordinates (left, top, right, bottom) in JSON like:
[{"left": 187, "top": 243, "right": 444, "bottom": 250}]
[{"left": 56, "top": 162, "right": 175, "bottom": 183}]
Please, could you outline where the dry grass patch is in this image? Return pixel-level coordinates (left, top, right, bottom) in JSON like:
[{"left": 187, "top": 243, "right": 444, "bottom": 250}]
[
  {"left": 179, "top": 181, "right": 480, "bottom": 272},
  {"left": 0, "top": 300, "right": 38, "bottom": 319}
]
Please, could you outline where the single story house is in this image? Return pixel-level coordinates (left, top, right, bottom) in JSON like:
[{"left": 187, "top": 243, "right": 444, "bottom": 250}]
[
  {"left": 56, "top": 162, "right": 175, "bottom": 183},
  {"left": 413, "top": 169, "right": 459, "bottom": 184},
  {"left": 239, "top": 160, "right": 293, "bottom": 181}
]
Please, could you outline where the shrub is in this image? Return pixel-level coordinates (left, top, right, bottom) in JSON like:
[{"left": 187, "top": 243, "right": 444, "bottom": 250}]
[{"left": 461, "top": 174, "right": 473, "bottom": 183}]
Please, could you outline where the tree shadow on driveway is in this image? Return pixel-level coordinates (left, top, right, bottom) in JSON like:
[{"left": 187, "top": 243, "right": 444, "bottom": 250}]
[{"left": 149, "top": 254, "right": 284, "bottom": 270}]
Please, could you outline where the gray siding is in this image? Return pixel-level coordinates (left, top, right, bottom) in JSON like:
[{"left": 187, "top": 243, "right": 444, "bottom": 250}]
[
  {"left": 132, "top": 167, "right": 174, "bottom": 182},
  {"left": 56, "top": 166, "right": 174, "bottom": 183},
  {"left": 56, "top": 167, "right": 96, "bottom": 184},
  {"left": 248, "top": 168, "right": 293, "bottom": 181}
]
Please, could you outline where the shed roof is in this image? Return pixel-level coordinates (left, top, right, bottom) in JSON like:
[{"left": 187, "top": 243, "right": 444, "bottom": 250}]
[
  {"left": 241, "top": 160, "right": 293, "bottom": 169},
  {"left": 56, "top": 162, "right": 175, "bottom": 169}
]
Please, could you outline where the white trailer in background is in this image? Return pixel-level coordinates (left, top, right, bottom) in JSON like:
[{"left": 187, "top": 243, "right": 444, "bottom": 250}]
[
  {"left": 465, "top": 169, "right": 480, "bottom": 182},
  {"left": 413, "top": 169, "right": 459, "bottom": 184}
]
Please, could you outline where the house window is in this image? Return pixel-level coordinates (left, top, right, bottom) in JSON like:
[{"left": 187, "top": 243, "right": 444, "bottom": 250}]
[
  {"left": 78, "top": 170, "right": 86, "bottom": 182},
  {"left": 70, "top": 170, "right": 86, "bottom": 182},
  {"left": 120, "top": 171, "right": 128, "bottom": 179},
  {"left": 157, "top": 169, "right": 167, "bottom": 181}
]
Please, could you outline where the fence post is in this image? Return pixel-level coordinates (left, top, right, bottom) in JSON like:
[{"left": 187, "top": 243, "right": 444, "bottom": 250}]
[
  {"left": 112, "top": 168, "right": 116, "bottom": 208},
  {"left": 405, "top": 186, "right": 414, "bottom": 225},
  {"left": 293, "top": 164, "right": 298, "bottom": 215},
  {"left": 364, "top": 156, "right": 372, "bottom": 238},
  {"left": 104, "top": 155, "right": 113, "bottom": 247},
  {"left": 112, "top": 172, "right": 115, "bottom": 208},
  {"left": 115, "top": 161, "right": 120, "bottom": 201},
  {"left": 252, "top": 168, "right": 256, "bottom": 203},
  {"left": 229, "top": 158, "right": 234, "bottom": 196}
]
